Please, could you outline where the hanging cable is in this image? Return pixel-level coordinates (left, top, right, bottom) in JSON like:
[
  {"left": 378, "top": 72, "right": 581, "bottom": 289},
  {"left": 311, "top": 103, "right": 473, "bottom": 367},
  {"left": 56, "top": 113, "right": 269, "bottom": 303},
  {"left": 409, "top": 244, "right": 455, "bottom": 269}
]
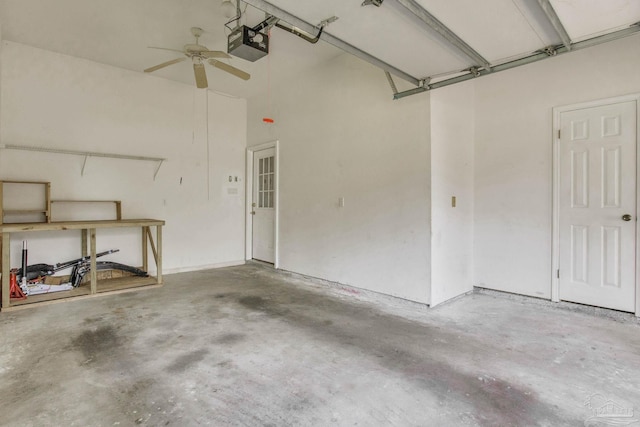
[
  {"left": 225, "top": 0, "right": 248, "bottom": 31},
  {"left": 206, "top": 89, "right": 211, "bottom": 200}
]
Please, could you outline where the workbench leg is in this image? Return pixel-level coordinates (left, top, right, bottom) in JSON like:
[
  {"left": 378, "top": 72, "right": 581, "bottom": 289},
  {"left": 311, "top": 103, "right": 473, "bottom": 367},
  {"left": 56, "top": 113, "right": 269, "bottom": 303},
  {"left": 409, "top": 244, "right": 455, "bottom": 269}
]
[
  {"left": 142, "top": 226, "right": 148, "bottom": 272},
  {"left": 90, "top": 228, "right": 97, "bottom": 294},
  {"left": 45, "top": 182, "right": 52, "bottom": 223},
  {"left": 2, "top": 233, "right": 10, "bottom": 309},
  {"left": 156, "top": 225, "right": 163, "bottom": 284},
  {"left": 81, "top": 229, "right": 88, "bottom": 257}
]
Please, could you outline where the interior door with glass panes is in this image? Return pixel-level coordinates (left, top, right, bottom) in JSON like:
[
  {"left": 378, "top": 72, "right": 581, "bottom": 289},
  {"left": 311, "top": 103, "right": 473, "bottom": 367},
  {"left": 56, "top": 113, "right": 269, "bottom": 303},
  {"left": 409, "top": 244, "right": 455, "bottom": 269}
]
[{"left": 252, "top": 148, "right": 276, "bottom": 263}]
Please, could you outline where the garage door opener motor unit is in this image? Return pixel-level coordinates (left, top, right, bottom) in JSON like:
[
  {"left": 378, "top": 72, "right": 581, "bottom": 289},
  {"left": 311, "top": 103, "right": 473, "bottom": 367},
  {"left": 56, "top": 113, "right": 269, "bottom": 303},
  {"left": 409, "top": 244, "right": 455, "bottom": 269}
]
[{"left": 228, "top": 25, "right": 269, "bottom": 62}]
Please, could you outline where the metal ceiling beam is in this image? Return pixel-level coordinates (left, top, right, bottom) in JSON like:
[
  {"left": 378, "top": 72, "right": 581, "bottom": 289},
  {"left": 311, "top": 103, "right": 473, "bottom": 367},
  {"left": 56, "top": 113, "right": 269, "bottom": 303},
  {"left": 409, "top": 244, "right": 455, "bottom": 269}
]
[
  {"left": 393, "top": 24, "right": 640, "bottom": 99},
  {"left": 241, "top": 0, "right": 421, "bottom": 86},
  {"left": 389, "top": 0, "right": 492, "bottom": 70},
  {"left": 535, "top": 0, "right": 572, "bottom": 50}
]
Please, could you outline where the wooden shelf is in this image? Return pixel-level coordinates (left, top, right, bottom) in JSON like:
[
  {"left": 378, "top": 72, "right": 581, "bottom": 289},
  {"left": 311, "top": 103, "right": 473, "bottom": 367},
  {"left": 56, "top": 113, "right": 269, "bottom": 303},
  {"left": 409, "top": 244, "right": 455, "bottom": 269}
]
[
  {"left": 5, "top": 276, "right": 161, "bottom": 311},
  {"left": 1, "top": 218, "right": 164, "bottom": 311},
  {"left": 0, "top": 218, "right": 164, "bottom": 233},
  {"left": 51, "top": 200, "right": 122, "bottom": 221},
  {"left": 3, "top": 210, "right": 49, "bottom": 215},
  {"left": 0, "top": 180, "right": 51, "bottom": 224},
  {"left": 0, "top": 180, "right": 50, "bottom": 185},
  {"left": 97, "top": 275, "right": 159, "bottom": 293},
  {"left": 9, "top": 286, "right": 91, "bottom": 307}
]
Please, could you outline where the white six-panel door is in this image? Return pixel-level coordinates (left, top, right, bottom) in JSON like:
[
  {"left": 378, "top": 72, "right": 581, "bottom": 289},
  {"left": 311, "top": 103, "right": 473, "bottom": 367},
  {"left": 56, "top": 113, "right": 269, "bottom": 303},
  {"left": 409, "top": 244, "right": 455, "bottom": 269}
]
[
  {"left": 252, "top": 147, "right": 276, "bottom": 263},
  {"left": 558, "top": 100, "right": 637, "bottom": 312}
]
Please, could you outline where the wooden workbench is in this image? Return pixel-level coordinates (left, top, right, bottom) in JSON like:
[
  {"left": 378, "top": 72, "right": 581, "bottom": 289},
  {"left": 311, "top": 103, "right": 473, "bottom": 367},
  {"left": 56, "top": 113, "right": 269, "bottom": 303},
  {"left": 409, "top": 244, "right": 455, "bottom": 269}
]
[{"left": 0, "top": 218, "right": 164, "bottom": 311}]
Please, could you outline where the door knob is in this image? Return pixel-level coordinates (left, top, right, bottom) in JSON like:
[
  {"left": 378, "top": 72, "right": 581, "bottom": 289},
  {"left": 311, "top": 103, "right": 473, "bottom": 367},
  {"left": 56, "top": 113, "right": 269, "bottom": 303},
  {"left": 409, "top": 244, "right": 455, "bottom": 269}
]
[{"left": 622, "top": 214, "right": 632, "bottom": 221}]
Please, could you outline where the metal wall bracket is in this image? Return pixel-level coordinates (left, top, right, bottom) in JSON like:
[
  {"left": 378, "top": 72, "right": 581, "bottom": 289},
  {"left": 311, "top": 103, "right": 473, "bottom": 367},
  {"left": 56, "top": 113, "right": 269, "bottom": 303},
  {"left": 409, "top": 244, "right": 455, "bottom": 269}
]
[
  {"left": 81, "top": 155, "right": 89, "bottom": 176},
  {"left": 153, "top": 160, "right": 164, "bottom": 181}
]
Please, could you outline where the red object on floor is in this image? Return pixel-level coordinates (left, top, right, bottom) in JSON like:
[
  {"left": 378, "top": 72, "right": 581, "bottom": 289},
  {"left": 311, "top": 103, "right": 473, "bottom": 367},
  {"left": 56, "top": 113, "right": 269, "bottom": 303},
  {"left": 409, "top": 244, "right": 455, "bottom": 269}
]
[{"left": 9, "top": 271, "right": 26, "bottom": 300}]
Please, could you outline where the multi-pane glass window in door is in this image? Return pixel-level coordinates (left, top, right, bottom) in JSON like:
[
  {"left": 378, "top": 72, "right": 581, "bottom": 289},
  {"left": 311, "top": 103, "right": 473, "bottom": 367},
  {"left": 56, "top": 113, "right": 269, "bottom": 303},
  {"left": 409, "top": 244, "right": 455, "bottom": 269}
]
[{"left": 258, "top": 156, "right": 275, "bottom": 208}]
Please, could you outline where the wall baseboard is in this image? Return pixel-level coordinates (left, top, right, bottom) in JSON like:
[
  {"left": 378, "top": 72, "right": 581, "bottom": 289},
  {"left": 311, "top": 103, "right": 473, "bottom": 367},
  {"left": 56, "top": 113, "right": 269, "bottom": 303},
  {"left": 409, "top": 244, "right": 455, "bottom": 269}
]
[{"left": 162, "top": 260, "right": 246, "bottom": 275}]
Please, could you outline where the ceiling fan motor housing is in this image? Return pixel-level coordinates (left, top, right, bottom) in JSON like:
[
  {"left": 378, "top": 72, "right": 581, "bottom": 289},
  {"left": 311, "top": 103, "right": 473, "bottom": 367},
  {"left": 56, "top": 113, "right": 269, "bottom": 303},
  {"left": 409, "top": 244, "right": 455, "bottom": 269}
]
[{"left": 228, "top": 25, "right": 269, "bottom": 62}]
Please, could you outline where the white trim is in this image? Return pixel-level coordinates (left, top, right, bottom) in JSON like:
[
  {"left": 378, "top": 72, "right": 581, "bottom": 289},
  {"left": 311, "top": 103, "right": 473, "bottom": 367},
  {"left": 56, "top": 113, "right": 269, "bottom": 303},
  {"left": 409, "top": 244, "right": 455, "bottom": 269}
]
[
  {"left": 552, "top": 106, "right": 561, "bottom": 303},
  {"left": 245, "top": 140, "right": 280, "bottom": 269},
  {"left": 552, "top": 93, "right": 640, "bottom": 316}
]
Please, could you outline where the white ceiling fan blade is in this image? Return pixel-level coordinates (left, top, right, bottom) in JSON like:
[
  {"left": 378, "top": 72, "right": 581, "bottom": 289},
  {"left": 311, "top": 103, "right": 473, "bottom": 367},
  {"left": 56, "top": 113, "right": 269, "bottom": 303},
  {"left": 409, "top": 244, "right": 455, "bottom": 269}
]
[
  {"left": 200, "top": 50, "right": 231, "bottom": 59},
  {"left": 193, "top": 62, "right": 208, "bottom": 88},
  {"left": 149, "top": 46, "right": 186, "bottom": 54},
  {"left": 144, "top": 57, "right": 187, "bottom": 73},
  {"left": 209, "top": 60, "right": 251, "bottom": 81}
]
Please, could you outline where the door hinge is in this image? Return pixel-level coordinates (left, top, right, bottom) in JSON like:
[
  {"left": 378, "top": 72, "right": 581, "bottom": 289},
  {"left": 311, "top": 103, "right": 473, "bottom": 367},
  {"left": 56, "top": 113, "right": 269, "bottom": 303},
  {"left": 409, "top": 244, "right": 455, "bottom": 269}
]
[
  {"left": 557, "top": 269, "right": 560, "bottom": 279},
  {"left": 557, "top": 129, "right": 561, "bottom": 139}
]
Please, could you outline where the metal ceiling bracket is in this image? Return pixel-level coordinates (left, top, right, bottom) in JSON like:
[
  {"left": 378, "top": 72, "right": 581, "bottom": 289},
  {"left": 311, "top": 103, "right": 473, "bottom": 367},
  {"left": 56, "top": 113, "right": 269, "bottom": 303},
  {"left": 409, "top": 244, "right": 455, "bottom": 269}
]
[
  {"left": 390, "top": 0, "right": 492, "bottom": 71},
  {"left": 252, "top": 15, "right": 280, "bottom": 32},
  {"left": 275, "top": 21, "right": 324, "bottom": 44},
  {"left": 393, "top": 24, "right": 640, "bottom": 100},
  {"left": 542, "top": 45, "right": 558, "bottom": 56},
  {"left": 468, "top": 66, "right": 481, "bottom": 77},
  {"left": 319, "top": 16, "right": 339, "bottom": 28},
  {"left": 536, "top": 0, "right": 572, "bottom": 50},
  {"left": 362, "top": 0, "right": 384, "bottom": 6},
  {"left": 241, "top": 0, "right": 421, "bottom": 86}
]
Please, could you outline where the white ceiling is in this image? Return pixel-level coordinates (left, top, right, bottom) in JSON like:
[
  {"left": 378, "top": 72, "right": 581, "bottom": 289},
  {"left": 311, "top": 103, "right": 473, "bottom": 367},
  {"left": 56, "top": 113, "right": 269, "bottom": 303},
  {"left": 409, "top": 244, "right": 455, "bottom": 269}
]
[
  {"left": 1, "top": 0, "right": 639, "bottom": 98},
  {"left": 0, "top": 0, "right": 343, "bottom": 98}
]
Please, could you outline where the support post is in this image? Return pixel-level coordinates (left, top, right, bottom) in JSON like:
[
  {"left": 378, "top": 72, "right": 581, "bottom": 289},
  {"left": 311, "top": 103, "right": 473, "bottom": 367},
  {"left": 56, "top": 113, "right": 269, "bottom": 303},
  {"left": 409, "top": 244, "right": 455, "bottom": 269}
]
[
  {"left": 45, "top": 182, "right": 51, "bottom": 223},
  {"left": 142, "top": 226, "right": 148, "bottom": 272},
  {"left": 156, "top": 225, "right": 163, "bottom": 284},
  {"left": 90, "top": 228, "right": 97, "bottom": 294},
  {"left": 0, "top": 182, "right": 4, "bottom": 225},
  {"left": 145, "top": 228, "right": 158, "bottom": 265},
  {"left": 2, "top": 232, "right": 10, "bottom": 309},
  {"left": 81, "top": 229, "right": 88, "bottom": 257}
]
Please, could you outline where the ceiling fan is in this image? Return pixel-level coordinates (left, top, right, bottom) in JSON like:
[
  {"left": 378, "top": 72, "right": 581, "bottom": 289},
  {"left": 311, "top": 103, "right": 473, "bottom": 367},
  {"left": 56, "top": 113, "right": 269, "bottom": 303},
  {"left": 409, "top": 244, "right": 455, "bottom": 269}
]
[{"left": 144, "top": 27, "right": 250, "bottom": 88}]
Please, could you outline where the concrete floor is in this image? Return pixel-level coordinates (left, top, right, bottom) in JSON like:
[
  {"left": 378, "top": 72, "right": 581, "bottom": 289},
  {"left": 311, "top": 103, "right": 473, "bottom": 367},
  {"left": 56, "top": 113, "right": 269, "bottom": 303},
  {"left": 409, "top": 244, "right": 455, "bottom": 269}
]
[{"left": 1, "top": 264, "right": 639, "bottom": 426}]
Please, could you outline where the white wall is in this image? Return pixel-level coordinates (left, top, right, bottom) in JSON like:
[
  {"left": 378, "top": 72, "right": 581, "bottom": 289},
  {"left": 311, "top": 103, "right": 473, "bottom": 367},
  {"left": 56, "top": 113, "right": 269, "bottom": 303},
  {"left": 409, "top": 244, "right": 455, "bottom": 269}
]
[
  {"left": 0, "top": 41, "right": 246, "bottom": 273},
  {"left": 248, "top": 54, "right": 432, "bottom": 303},
  {"left": 430, "top": 82, "right": 475, "bottom": 306},
  {"left": 474, "top": 34, "right": 640, "bottom": 298}
]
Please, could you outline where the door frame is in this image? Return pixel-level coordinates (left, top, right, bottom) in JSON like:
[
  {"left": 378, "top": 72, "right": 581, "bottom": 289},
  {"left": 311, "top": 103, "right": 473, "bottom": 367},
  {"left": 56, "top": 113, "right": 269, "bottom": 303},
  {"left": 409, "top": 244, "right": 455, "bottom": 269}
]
[
  {"left": 552, "top": 93, "right": 640, "bottom": 316},
  {"left": 245, "top": 140, "right": 280, "bottom": 268}
]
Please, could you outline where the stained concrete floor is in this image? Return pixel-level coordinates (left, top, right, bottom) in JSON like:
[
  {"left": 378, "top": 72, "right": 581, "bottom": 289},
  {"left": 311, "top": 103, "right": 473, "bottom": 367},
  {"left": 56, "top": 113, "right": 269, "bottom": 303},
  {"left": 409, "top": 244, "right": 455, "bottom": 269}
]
[{"left": 1, "top": 264, "right": 639, "bottom": 427}]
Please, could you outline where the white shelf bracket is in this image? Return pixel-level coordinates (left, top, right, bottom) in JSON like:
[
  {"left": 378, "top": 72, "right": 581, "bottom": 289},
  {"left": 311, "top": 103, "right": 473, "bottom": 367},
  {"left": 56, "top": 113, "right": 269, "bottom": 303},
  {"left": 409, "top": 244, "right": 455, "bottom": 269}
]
[
  {"left": 81, "top": 155, "right": 89, "bottom": 176},
  {"left": 153, "top": 160, "right": 164, "bottom": 181}
]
